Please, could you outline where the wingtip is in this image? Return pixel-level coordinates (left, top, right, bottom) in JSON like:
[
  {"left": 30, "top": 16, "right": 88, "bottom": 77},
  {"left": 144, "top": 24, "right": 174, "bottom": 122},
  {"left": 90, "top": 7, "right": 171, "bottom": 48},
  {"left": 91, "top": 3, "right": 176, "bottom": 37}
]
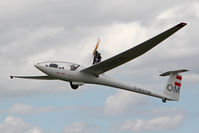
[
  {"left": 176, "top": 22, "right": 187, "bottom": 28},
  {"left": 183, "top": 69, "right": 189, "bottom": 72}
]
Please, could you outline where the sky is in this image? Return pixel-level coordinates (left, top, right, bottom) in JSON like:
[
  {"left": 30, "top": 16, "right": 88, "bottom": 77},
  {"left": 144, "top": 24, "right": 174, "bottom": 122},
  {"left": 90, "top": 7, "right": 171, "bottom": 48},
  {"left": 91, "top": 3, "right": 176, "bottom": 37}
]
[{"left": 0, "top": 0, "right": 199, "bottom": 133}]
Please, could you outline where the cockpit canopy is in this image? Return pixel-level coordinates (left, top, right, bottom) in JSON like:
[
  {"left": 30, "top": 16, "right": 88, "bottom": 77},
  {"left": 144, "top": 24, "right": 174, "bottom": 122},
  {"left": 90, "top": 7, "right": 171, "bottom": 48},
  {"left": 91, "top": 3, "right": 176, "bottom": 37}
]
[{"left": 38, "top": 61, "right": 82, "bottom": 71}]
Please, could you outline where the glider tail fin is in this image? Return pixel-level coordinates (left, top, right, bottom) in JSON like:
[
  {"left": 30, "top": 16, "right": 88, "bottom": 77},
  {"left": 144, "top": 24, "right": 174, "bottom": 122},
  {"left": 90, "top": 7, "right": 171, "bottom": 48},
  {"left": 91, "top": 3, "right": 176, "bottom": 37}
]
[{"left": 160, "top": 69, "right": 188, "bottom": 102}]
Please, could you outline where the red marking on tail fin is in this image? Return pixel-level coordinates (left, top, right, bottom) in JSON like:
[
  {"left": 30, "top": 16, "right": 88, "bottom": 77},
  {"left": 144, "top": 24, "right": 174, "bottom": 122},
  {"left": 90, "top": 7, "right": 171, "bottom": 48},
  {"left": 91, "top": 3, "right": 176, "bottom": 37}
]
[
  {"left": 175, "top": 82, "right": 181, "bottom": 87},
  {"left": 176, "top": 75, "right": 182, "bottom": 80}
]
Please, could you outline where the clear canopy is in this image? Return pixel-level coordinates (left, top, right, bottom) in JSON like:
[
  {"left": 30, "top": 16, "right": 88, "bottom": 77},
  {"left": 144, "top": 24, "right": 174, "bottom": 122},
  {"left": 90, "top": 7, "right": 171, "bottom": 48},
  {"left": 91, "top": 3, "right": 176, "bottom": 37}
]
[{"left": 38, "top": 61, "right": 82, "bottom": 71}]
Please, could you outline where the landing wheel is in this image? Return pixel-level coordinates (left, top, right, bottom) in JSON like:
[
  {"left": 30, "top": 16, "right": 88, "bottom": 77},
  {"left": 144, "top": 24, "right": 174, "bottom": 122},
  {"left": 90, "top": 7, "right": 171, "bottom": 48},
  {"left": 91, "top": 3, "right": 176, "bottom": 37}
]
[
  {"left": 70, "top": 82, "right": 78, "bottom": 89},
  {"left": 162, "top": 98, "right": 167, "bottom": 103}
]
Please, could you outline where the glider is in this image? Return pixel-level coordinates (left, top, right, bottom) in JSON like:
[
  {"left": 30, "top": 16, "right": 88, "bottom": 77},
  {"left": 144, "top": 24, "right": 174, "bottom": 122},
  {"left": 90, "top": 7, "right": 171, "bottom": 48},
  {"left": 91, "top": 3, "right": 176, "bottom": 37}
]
[{"left": 11, "top": 22, "right": 188, "bottom": 103}]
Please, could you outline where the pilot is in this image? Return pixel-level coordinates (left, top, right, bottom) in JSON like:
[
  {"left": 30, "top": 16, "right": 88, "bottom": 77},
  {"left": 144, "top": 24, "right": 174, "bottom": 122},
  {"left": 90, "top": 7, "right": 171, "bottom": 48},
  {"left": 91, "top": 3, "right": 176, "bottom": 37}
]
[
  {"left": 97, "top": 53, "right": 101, "bottom": 63},
  {"left": 93, "top": 51, "right": 102, "bottom": 64},
  {"left": 70, "top": 65, "right": 76, "bottom": 70}
]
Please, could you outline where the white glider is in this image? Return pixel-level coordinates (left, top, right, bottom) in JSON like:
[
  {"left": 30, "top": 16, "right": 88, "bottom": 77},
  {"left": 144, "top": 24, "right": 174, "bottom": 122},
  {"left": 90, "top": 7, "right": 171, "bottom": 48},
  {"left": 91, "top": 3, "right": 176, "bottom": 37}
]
[{"left": 11, "top": 22, "right": 188, "bottom": 103}]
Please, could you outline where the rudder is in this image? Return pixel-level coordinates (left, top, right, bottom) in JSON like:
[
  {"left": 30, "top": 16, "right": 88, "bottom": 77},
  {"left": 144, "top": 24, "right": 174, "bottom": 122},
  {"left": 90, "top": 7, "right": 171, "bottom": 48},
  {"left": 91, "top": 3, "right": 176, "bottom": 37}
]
[
  {"left": 163, "top": 73, "right": 182, "bottom": 101},
  {"left": 160, "top": 69, "right": 188, "bottom": 101}
]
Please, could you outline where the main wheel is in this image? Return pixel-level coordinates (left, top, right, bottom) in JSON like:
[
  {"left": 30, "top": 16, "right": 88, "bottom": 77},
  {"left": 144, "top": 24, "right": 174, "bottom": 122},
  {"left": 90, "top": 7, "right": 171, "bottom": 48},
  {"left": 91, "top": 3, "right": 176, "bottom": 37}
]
[
  {"left": 70, "top": 82, "right": 78, "bottom": 89},
  {"left": 162, "top": 98, "right": 167, "bottom": 103}
]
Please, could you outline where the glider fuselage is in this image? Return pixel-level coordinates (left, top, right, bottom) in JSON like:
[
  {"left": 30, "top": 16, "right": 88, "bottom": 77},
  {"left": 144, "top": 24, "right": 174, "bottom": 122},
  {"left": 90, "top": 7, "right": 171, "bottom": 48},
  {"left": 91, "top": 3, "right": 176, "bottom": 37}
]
[{"left": 35, "top": 62, "right": 166, "bottom": 100}]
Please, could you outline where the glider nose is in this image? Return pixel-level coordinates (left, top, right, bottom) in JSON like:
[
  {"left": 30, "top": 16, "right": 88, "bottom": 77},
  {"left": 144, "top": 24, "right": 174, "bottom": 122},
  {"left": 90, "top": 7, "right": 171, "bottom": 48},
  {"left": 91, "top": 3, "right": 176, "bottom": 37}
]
[
  {"left": 34, "top": 63, "right": 49, "bottom": 74},
  {"left": 34, "top": 63, "right": 46, "bottom": 73},
  {"left": 34, "top": 63, "right": 41, "bottom": 69}
]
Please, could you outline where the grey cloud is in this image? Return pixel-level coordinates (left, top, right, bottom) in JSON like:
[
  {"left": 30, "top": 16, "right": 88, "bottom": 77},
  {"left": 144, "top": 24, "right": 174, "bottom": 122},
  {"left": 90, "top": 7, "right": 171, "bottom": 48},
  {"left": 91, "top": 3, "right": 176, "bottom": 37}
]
[{"left": 0, "top": 0, "right": 183, "bottom": 30}]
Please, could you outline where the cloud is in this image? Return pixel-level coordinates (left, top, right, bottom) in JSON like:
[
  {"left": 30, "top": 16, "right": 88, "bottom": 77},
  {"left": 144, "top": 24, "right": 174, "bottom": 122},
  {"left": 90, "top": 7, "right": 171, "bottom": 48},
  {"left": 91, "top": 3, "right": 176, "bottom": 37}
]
[
  {"left": 0, "top": 104, "right": 57, "bottom": 115},
  {"left": 0, "top": 116, "right": 43, "bottom": 133},
  {"left": 193, "top": 2, "right": 199, "bottom": 17},
  {"left": 0, "top": 116, "right": 100, "bottom": 133},
  {"left": 184, "top": 73, "right": 199, "bottom": 83},
  {"left": 9, "top": 104, "right": 33, "bottom": 114},
  {"left": 103, "top": 89, "right": 186, "bottom": 117},
  {"left": 118, "top": 115, "right": 184, "bottom": 132},
  {"left": 145, "top": 107, "right": 185, "bottom": 117},
  {"left": 104, "top": 90, "right": 148, "bottom": 115},
  {"left": 0, "top": 26, "right": 65, "bottom": 62},
  {"left": 62, "top": 122, "right": 99, "bottom": 133},
  {"left": 63, "top": 122, "right": 86, "bottom": 133},
  {"left": 1, "top": 103, "right": 103, "bottom": 116}
]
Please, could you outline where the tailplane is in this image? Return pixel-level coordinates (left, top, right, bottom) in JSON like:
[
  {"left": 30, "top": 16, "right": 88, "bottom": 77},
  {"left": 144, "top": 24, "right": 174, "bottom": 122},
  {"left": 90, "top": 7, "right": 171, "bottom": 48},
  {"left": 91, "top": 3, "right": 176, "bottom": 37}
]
[{"left": 160, "top": 69, "right": 188, "bottom": 102}]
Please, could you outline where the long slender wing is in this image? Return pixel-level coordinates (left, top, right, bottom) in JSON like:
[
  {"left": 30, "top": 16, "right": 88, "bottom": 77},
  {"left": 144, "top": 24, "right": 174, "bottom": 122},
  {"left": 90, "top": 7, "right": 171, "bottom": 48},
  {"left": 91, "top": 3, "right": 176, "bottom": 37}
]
[
  {"left": 10, "top": 75, "right": 56, "bottom": 80},
  {"left": 81, "top": 22, "right": 187, "bottom": 76}
]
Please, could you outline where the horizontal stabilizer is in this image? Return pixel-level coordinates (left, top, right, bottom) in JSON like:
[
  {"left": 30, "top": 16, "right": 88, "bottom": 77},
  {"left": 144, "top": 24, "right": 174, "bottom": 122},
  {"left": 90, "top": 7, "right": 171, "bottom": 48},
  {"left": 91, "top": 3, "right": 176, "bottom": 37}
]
[{"left": 160, "top": 69, "right": 189, "bottom": 76}]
